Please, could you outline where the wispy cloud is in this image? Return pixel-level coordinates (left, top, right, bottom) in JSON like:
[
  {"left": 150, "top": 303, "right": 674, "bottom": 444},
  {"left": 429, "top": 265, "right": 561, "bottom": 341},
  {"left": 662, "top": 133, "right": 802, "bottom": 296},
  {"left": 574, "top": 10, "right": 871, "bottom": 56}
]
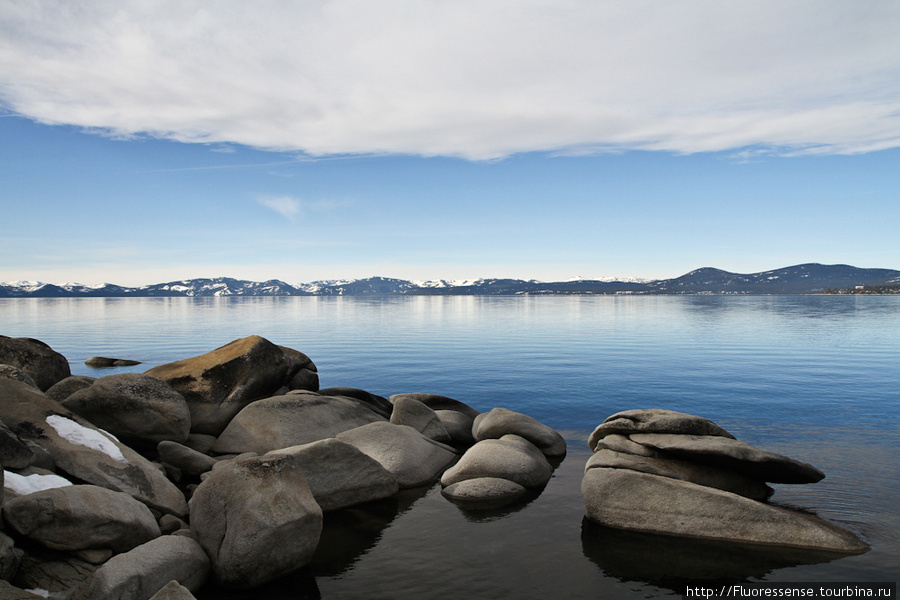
[
  {"left": 257, "top": 195, "right": 302, "bottom": 221},
  {"left": 1, "top": 1, "right": 899, "bottom": 159}
]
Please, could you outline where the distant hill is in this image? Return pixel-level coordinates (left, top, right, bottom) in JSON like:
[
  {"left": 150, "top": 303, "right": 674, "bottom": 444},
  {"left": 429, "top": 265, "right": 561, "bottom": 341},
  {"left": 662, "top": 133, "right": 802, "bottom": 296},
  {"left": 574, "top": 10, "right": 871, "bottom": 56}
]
[{"left": 2, "top": 263, "right": 900, "bottom": 297}]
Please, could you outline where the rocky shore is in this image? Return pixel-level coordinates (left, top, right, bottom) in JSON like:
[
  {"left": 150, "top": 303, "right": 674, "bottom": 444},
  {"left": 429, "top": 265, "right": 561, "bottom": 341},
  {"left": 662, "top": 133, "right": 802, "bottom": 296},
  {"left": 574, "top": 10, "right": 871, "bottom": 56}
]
[
  {"left": 0, "top": 334, "right": 567, "bottom": 599},
  {"left": 0, "top": 334, "right": 868, "bottom": 599}
]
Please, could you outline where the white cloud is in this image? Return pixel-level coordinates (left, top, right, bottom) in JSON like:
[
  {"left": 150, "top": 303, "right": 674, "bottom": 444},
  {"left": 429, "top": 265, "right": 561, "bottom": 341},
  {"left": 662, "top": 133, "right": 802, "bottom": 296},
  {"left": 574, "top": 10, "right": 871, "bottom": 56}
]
[
  {"left": 1, "top": 1, "right": 899, "bottom": 159},
  {"left": 258, "top": 195, "right": 302, "bottom": 221}
]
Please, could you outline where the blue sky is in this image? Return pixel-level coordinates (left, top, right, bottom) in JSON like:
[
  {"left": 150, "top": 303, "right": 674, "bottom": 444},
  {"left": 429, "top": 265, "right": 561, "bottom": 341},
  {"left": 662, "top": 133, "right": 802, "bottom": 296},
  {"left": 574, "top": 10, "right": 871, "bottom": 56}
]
[{"left": 1, "top": 1, "right": 899, "bottom": 286}]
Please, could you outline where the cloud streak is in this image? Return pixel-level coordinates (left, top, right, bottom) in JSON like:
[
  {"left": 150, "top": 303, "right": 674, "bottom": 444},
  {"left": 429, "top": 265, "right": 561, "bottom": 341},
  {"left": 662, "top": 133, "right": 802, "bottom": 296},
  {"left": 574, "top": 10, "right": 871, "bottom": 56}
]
[
  {"left": 258, "top": 196, "right": 302, "bottom": 221},
  {"left": 1, "top": 1, "right": 899, "bottom": 159}
]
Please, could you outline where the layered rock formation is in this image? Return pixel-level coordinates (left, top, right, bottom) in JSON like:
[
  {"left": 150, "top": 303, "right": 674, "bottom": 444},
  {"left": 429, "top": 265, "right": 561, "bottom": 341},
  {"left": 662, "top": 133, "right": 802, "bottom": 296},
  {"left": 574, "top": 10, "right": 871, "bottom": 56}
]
[{"left": 582, "top": 409, "right": 867, "bottom": 554}]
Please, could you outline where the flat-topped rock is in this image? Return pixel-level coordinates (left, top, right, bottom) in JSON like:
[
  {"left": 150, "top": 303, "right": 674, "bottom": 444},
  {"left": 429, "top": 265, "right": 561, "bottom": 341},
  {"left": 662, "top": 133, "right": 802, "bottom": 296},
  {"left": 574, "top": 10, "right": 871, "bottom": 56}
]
[
  {"left": 588, "top": 408, "right": 735, "bottom": 451},
  {"left": 586, "top": 448, "right": 773, "bottom": 500},
  {"left": 628, "top": 433, "right": 825, "bottom": 484},
  {"left": 441, "top": 477, "right": 528, "bottom": 510},
  {"left": 582, "top": 467, "right": 867, "bottom": 554}
]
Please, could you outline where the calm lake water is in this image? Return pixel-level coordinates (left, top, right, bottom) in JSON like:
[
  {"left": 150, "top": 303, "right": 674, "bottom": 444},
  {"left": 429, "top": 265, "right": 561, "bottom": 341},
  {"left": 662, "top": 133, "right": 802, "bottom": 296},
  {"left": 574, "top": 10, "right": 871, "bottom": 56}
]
[{"left": 2, "top": 295, "right": 898, "bottom": 598}]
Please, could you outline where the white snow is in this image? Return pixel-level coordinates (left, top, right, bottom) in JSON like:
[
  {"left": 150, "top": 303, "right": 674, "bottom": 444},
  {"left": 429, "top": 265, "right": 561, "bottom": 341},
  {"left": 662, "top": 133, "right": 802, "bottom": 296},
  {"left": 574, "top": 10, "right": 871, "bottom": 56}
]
[
  {"left": 45, "top": 415, "right": 127, "bottom": 463},
  {"left": 3, "top": 470, "right": 73, "bottom": 495},
  {"left": 25, "top": 590, "right": 50, "bottom": 598}
]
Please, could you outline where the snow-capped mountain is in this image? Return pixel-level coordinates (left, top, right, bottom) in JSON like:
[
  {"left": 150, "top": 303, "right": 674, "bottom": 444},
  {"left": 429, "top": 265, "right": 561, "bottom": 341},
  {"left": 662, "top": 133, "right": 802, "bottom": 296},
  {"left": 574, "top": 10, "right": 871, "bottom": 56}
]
[{"left": 2, "top": 264, "right": 899, "bottom": 297}]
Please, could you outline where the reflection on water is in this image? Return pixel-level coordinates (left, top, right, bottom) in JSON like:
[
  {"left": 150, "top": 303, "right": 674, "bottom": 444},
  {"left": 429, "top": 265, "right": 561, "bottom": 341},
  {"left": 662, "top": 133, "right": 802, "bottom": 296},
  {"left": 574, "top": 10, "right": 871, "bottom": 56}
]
[{"left": 581, "top": 520, "right": 848, "bottom": 591}]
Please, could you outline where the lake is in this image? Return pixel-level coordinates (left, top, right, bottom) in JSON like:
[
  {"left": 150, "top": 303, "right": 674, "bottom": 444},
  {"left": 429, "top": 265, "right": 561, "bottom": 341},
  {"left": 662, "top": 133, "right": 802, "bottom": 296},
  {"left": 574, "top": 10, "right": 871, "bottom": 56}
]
[{"left": 1, "top": 295, "right": 898, "bottom": 598}]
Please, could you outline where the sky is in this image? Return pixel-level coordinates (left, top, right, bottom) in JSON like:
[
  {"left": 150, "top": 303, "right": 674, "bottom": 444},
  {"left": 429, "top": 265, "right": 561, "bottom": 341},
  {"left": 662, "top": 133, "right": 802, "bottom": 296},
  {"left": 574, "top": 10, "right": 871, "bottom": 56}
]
[{"left": 1, "top": 0, "right": 899, "bottom": 286}]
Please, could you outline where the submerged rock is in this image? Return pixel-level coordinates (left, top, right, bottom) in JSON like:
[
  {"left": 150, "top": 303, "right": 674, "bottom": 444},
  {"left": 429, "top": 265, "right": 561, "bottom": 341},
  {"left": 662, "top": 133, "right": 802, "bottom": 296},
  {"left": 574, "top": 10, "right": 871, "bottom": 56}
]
[
  {"left": 441, "top": 477, "right": 528, "bottom": 510},
  {"left": 85, "top": 356, "right": 142, "bottom": 367}
]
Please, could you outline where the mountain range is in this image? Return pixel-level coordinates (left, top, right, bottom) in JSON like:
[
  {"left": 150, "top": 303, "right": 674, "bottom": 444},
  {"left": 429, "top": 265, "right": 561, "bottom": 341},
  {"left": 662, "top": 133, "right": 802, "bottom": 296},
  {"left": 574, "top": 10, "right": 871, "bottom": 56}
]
[{"left": 2, "top": 263, "right": 899, "bottom": 298}]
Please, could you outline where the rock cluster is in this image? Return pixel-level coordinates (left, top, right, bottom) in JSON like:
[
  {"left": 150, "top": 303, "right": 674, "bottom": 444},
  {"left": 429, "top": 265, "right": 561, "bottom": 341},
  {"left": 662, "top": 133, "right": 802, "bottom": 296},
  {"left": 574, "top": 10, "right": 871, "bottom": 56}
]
[
  {"left": 0, "top": 335, "right": 565, "bottom": 598},
  {"left": 582, "top": 409, "right": 868, "bottom": 554}
]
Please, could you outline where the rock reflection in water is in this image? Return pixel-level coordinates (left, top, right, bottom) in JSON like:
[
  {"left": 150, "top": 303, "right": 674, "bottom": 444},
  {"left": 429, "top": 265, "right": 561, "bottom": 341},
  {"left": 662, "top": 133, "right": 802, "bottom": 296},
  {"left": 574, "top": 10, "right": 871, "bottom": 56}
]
[{"left": 581, "top": 519, "right": 847, "bottom": 591}]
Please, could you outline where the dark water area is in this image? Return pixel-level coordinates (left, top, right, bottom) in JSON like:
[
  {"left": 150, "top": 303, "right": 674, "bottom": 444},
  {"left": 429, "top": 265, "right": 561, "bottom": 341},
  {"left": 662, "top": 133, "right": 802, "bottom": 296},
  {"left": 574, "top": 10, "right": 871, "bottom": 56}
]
[{"left": 2, "top": 295, "right": 898, "bottom": 597}]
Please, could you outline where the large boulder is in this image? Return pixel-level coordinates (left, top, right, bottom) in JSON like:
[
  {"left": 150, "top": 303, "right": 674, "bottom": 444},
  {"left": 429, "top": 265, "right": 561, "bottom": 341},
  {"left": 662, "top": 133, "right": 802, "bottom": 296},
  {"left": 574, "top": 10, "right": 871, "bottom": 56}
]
[
  {"left": 84, "top": 536, "right": 209, "bottom": 600},
  {"left": 337, "top": 422, "right": 457, "bottom": 488},
  {"left": 628, "top": 433, "right": 825, "bottom": 484},
  {"left": 44, "top": 376, "right": 95, "bottom": 402},
  {"left": 0, "top": 336, "right": 70, "bottom": 391},
  {"left": 10, "top": 547, "right": 96, "bottom": 598},
  {"left": 319, "top": 387, "right": 393, "bottom": 419},
  {"left": 0, "top": 379, "right": 188, "bottom": 517},
  {"left": 441, "top": 434, "right": 553, "bottom": 489},
  {"left": 188, "top": 453, "right": 323, "bottom": 588},
  {"left": 473, "top": 407, "right": 566, "bottom": 457},
  {"left": 267, "top": 438, "right": 399, "bottom": 511},
  {"left": 144, "top": 336, "right": 317, "bottom": 436},
  {"left": 0, "top": 418, "right": 35, "bottom": 470},
  {"left": 588, "top": 408, "right": 736, "bottom": 451},
  {"left": 61, "top": 373, "right": 191, "bottom": 447},
  {"left": 3, "top": 485, "right": 160, "bottom": 553},
  {"left": 0, "top": 364, "right": 38, "bottom": 388},
  {"left": 212, "top": 392, "right": 387, "bottom": 455},
  {"left": 390, "top": 396, "right": 451, "bottom": 444},
  {"left": 582, "top": 467, "right": 867, "bottom": 554},
  {"left": 157, "top": 441, "right": 217, "bottom": 479},
  {"left": 586, "top": 448, "right": 773, "bottom": 500}
]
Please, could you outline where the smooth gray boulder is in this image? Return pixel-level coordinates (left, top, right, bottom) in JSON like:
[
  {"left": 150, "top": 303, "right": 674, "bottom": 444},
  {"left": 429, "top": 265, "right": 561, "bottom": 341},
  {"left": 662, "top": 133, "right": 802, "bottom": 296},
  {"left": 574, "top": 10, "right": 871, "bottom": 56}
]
[
  {"left": 582, "top": 467, "right": 867, "bottom": 554},
  {"left": 157, "top": 441, "right": 217, "bottom": 479},
  {"left": 628, "top": 433, "right": 825, "bottom": 484},
  {"left": 586, "top": 448, "right": 773, "bottom": 500},
  {"left": 389, "top": 393, "right": 480, "bottom": 418},
  {"left": 212, "top": 392, "right": 387, "bottom": 455},
  {"left": 0, "top": 379, "right": 188, "bottom": 517},
  {"left": 390, "top": 396, "right": 451, "bottom": 444},
  {"left": 441, "top": 434, "right": 553, "bottom": 489},
  {"left": 85, "top": 536, "right": 209, "bottom": 600},
  {"left": 0, "top": 336, "right": 71, "bottom": 391},
  {"left": 434, "top": 409, "right": 476, "bottom": 447},
  {"left": 319, "top": 387, "right": 393, "bottom": 418},
  {"left": 473, "top": 407, "right": 566, "bottom": 457},
  {"left": 267, "top": 438, "right": 399, "bottom": 511},
  {"left": 44, "top": 375, "right": 95, "bottom": 402},
  {"left": 188, "top": 453, "right": 323, "bottom": 588},
  {"left": 337, "top": 422, "right": 457, "bottom": 488},
  {"left": 144, "top": 336, "right": 318, "bottom": 436},
  {"left": 62, "top": 373, "right": 191, "bottom": 447},
  {"left": 593, "top": 432, "right": 659, "bottom": 457},
  {"left": 441, "top": 477, "right": 528, "bottom": 509},
  {"left": 588, "top": 408, "right": 736, "bottom": 451},
  {"left": 3, "top": 484, "right": 160, "bottom": 553}
]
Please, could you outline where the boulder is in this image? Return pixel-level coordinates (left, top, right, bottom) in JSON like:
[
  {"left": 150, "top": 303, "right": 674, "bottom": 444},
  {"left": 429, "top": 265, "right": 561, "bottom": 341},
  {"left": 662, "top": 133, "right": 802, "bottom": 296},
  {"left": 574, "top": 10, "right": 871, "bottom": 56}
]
[
  {"left": 188, "top": 453, "right": 323, "bottom": 588},
  {"left": 0, "top": 379, "right": 188, "bottom": 517},
  {"left": 389, "top": 393, "right": 480, "bottom": 419},
  {"left": 585, "top": 448, "right": 773, "bottom": 500},
  {"left": 267, "top": 438, "right": 399, "bottom": 511},
  {"left": 85, "top": 356, "right": 142, "bottom": 367},
  {"left": 319, "top": 387, "right": 393, "bottom": 418},
  {"left": 441, "top": 477, "right": 528, "bottom": 510},
  {"left": 0, "top": 336, "right": 70, "bottom": 391},
  {"left": 0, "top": 530, "right": 23, "bottom": 581},
  {"left": 593, "top": 433, "right": 658, "bottom": 457},
  {"left": 0, "top": 365, "right": 38, "bottom": 388},
  {"left": 628, "top": 433, "right": 825, "bottom": 484},
  {"left": 3, "top": 485, "right": 160, "bottom": 553},
  {"left": 157, "top": 441, "right": 217, "bottom": 479},
  {"left": 588, "top": 408, "right": 735, "bottom": 451},
  {"left": 62, "top": 373, "right": 191, "bottom": 447},
  {"left": 212, "top": 392, "right": 386, "bottom": 455},
  {"left": 441, "top": 435, "right": 553, "bottom": 489},
  {"left": 390, "top": 397, "right": 451, "bottom": 444},
  {"left": 149, "top": 580, "right": 198, "bottom": 600},
  {"left": 85, "top": 536, "right": 209, "bottom": 600},
  {"left": 44, "top": 375, "right": 95, "bottom": 402},
  {"left": 144, "top": 336, "right": 317, "bottom": 436},
  {"left": 0, "top": 418, "right": 35, "bottom": 470},
  {"left": 10, "top": 548, "right": 96, "bottom": 598},
  {"left": 473, "top": 407, "right": 566, "bottom": 457},
  {"left": 434, "top": 409, "right": 476, "bottom": 447},
  {"left": 337, "top": 422, "right": 457, "bottom": 489},
  {"left": 582, "top": 467, "right": 867, "bottom": 554}
]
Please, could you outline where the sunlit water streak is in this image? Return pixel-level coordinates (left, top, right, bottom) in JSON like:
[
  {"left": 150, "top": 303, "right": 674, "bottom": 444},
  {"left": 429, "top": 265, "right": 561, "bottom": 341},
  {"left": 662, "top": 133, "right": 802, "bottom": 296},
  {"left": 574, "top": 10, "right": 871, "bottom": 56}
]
[{"left": 1, "top": 295, "right": 898, "bottom": 597}]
